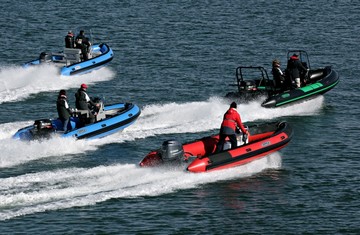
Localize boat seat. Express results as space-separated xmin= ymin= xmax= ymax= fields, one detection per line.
xmin=92 ymin=51 xmax=102 ymax=57
xmin=64 ymin=48 xmax=81 ymax=65
xmin=309 ymin=70 xmax=324 ymax=80
xmin=95 ymin=103 xmax=106 ymax=122
xmin=77 ymin=109 xmax=89 ymax=118
xmin=74 ymin=109 xmax=91 ymax=125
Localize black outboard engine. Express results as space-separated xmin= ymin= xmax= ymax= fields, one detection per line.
xmin=160 ymin=140 xmax=184 ymax=163
xmin=39 ymin=52 xmax=52 ymax=63
xmin=245 ymin=80 xmax=256 ymax=91
xmin=31 ymin=119 xmax=54 ymax=139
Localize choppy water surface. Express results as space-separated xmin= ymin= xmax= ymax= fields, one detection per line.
xmin=0 ymin=0 xmax=359 ymax=234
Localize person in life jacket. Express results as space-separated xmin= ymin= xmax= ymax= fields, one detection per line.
xmin=272 ymin=59 xmax=287 ymax=91
xmin=75 ymin=84 xmax=99 ymax=124
xmin=65 ymin=31 xmax=74 ymax=48
xmin=286 ymin=54 xmax=308 ymax=88
xmin=215 ymin=102 xmax=249 ymax=153
xmin=75 ymin=30 xmax=91 ymax=60
xmin=57 ymin=89 xmax=73 ymax=132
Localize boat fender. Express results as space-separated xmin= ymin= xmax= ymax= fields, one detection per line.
xmin=160 ymin=140 xmax=184 ymax=162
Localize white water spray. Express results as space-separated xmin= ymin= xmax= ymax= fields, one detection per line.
xmin=0 ymin=96 xmax=324 ymax=220
xmin=0 ymin=96 xmax=324 ymax=168
xmin=0 ymin=152 xmax=282 ymax=221
xmin=0 ymin=65 xmax=115 ymax=103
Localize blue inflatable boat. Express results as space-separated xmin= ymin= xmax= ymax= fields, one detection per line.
xmin=13 ymin=101 xmax=141 ymax=141
xmin=23 ymin=28 xmax=114 ymax=76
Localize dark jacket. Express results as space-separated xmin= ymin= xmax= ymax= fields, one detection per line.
xmin=287 ymin=57 xmax=307 ymax=80
xmin=57 ymin=95 xmax=71 ymax=120
xmin=75 ymin=35 xmax=90 ymax=50
xmin=272 ymin=66 xmax=285 ymax=88
xmin=75 ymin=88 xmax=96 ymax=110
xmin=65 ymin=34 xmax=74 ymax=48
xmin=75 ymin=34 xmax=91 ymax=60
xmin=75 ymin=34 xmax=85 ymax=49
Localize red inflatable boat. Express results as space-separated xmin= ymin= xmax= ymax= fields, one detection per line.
xmin=139 ymin=121 xmax=293 ymax=173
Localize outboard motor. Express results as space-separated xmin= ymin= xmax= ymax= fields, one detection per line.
xmin=245 ymin=80 xmax=256 ymax=91
xmin=39 ymin=52 xmax=52 ymax=63
xmin=160 ymin=140 xmax=184 ymax=163
xmin=34 ymin=119 xmax=52 ymax=129
xmin=31 ymin=119 xmax=54 ymax=139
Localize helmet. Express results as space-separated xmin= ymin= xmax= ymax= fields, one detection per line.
xmin=81 ymin=83 xmax=88 ymax=89
xmin=230 ymin=102 xmax=237 ymax=109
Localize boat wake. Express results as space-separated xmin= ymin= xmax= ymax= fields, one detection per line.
xmin=0 ymin=96 xmax=324 ymax=168
xmin=0 ymin=152 xmax=282 ymax=221
xmin=0 ymin=64 xmax=115 ymax=104
xmin=0 ymin=96 xmax=324 ymax=220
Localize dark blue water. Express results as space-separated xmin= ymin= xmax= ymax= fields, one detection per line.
xmin=1 ymin=0 xmax=359 ymax=234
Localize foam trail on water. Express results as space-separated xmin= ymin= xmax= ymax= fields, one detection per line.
xmin=0 ymin=152 xmax=282 ymax=221
xmin=0 ymin=121 xmax=99 ymax=168
xmin=0 ymin=96 xmax=321 ymax=220
xmin=0 ymin=64 xmax=115 ymax=103
xmin=99 ymin=95 xmax=324 ymax=143
xmin=0 ymin=96 xmax=324 ymax=168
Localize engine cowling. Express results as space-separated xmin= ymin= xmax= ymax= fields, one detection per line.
xmin=160 ymin=140 xmax=184 ymax=162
